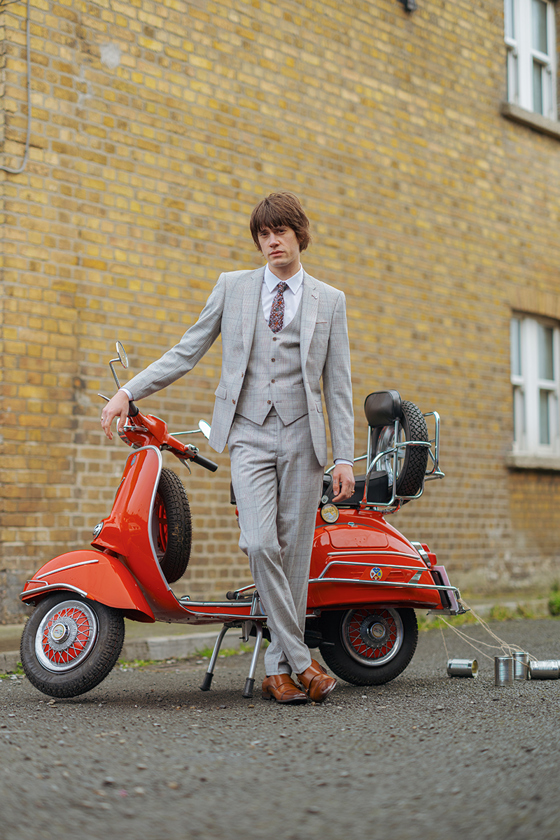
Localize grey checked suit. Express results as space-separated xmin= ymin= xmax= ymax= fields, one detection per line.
xmin=125 ymin=266 xmax=354 ymax=675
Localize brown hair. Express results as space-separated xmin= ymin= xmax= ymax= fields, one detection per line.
xmin=249 ymin=192 xmax=311 ymax=252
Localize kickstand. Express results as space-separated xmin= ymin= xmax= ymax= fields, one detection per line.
xmin=242 ymin=621 xmax=263 ymax=699
xmin=200 ymin=624 xmax=229 ymax=691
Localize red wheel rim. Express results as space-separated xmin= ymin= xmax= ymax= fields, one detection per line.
xmin=342 ymin=608 xmax=403 ymax=666
xmin=154 ymin=492 xmax=168 ymax=555
xmin=35 ymin=600 xmax=98 ymax=672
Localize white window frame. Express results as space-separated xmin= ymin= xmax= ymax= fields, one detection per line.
xmin=505 ymin=0 xmax=558 ymax=120
xmin=511 ymin=314 xmax=560 ymax=456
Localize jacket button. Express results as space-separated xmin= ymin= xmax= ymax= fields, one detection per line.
xmin=271 ymin=379 xmax=275 ymax=384
xmin=271 ymin=358 xmax=275 ymax=362
xmin=267 ymin=400 xmax=271 ymax=404
xmin=232 ymin=399 xmax=236 ymax=404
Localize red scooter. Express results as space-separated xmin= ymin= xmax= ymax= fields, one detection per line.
xmin=20 ymin=343 xmax=463 ymax=699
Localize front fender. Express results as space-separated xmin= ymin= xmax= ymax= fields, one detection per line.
xmin=20 ymin=550 xmax=155 ymax=622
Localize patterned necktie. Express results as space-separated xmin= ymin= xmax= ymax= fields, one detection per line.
xmin=268 ymin=281 xmax=289 ymax=334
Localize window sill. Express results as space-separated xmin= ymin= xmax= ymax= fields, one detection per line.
xmin=505 ymin=452 xmax=560 ymax=471
xmin=500 ymin=102 xmax=560 ymax=141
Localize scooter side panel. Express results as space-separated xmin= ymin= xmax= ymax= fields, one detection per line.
xmin=20 ymin=549 xmax=155 ymax=621
xmin=309 ymin=514 xmax=442 ymax=610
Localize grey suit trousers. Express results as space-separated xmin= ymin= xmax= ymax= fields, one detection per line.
xmin=228 ymin=410 xmax=324 ymax=676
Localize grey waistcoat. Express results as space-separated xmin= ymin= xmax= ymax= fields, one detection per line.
xmin=235 ymin=299 xmax=308 ymax=426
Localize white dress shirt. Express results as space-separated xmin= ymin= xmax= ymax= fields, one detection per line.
xmin=261 ymin=263 xmax=304 ymax=327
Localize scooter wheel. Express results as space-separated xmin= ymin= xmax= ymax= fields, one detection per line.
xmin=373 ymin=400 xmax=429 ymax=498
xmin=20 ymin=594 xmax=124 ymax=698
xmin=319 ymin=607 xmax=418 ymax=686
xmin=154 ymin=468 xmax=192 ymax=583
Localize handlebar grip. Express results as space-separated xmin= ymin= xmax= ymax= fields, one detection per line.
xmin=128 ymin=401 xmax=139 ymax=417
xmin=192 ymin=453 xmax=219 ymax=472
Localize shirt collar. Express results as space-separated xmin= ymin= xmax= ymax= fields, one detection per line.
xmin=264 ymin=263 xmax=304 ymax=294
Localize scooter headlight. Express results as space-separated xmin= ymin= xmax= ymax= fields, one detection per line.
xmin=320 ymin=503 xmax=340 ymax=524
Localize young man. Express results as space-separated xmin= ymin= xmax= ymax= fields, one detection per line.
xmin=101 ymin=193 xmax=354 ymax=704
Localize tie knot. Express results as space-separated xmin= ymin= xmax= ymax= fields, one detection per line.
xmin=276 ymin=281 xmax=288 ymax=293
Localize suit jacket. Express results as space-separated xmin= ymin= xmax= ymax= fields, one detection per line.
xmin=124 ymin=267 xmax=354 ymax=467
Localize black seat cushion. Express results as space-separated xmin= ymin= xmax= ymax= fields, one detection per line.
xmin=322 ymin=472 xmax=390 ymax=507
xmin=231 ymin=472 xmax=391 ymax=507
xmin=364 ymin=389 xmax=402 ymax=428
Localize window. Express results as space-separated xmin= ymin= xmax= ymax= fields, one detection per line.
xmin=505 ymin=0 xmax=557 ymax=120
xmin=511 ymin=315 xmax=560 ymax=455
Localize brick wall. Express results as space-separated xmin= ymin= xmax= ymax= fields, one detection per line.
xmin=1 ymin=0 xmax=560 ymax=622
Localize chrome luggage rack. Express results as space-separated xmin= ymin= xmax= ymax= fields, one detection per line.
xmin=349 ymin=409 xmax=444 ymax=511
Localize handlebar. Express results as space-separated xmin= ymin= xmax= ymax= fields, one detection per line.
xmin=128 ymin=400 xmax=139 ymax=417
xmin=191 ymin=452 xmax=219 ymax=472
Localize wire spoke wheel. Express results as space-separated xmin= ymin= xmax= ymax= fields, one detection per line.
xmin=342 ymin=607 xmax=403 ymax=666
xmin=35 ymin=600 xmax=98 ymax=672
xmin=319 ymin=607 xmax=418 ymax=686
xmin=21 ymin=593 xmax=124 ymax=698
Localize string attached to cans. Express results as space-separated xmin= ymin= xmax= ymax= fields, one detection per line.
xmin=439 ymin=598 xmax=558 ymax=683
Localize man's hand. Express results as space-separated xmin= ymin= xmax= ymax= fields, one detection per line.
xmin=331 ymin=463 xmax=355 ymax=503
xmin=100 ymin=390 xmax=130 ymax=440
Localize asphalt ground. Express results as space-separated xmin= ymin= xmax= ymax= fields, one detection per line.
xmin=1 ymin=617 xmax=559 ymax=840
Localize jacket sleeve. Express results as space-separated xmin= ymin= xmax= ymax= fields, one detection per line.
xmin=124 ymin=273 xmax=227 ymax=402
xmin=322 ymin=291 xmax=355 ymax=463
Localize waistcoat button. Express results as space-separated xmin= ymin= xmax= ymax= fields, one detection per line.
xmin=271 ymin=358 xmax=275 ymax=362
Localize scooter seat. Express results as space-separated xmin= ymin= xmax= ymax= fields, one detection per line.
xmin=322 ymin=472 xmax=390 ymax=507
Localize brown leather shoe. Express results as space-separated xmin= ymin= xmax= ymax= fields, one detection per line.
xmin=296 ymin=659 xmax=336 ymax=703
xmin=262 ymin=674 xmax=308 ymax=704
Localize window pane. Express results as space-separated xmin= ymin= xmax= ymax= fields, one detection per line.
xmin=510 ymin=318 xmax=522 ymax=376
xmin=513 ymin=386 xmax=525 ymax=445
xmin=505 ymin=0 xmax=515 ymax=39
xmin=507 ymin=51 xmax=519 ymax=102
xmin=533 ymin=61 xmax=544 ymax=113
xmin=532 ymin=0 xmax=548 ymax=54
xmin=539 ymin=389 xmax=550 ymax=444
xmin=538 ymin=324 xmax=554 ymax=380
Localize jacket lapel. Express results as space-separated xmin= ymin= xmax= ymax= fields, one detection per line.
xmin=241 ymin=267 xmax=265 ymax=359
xmin=300 ymin=272 xmax=319 ymax=370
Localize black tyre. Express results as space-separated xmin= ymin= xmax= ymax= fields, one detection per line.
xmin=374 ymin=400 xmax=429 ymax=497
xmin=319 ymin=607 xmax=418 ymax=686
xmin=20 ymin=594 xmax=125 ymax=698
xmin=153 ymin=468 xmax=192 ymax=583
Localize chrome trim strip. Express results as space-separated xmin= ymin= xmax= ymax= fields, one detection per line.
xmin=36 ymin=558 xmax=99 ymax=579
xmin=21 ymin=582 xmax=88 ymax=599
xmin=24 ymin=579 xmax=48 ymax=588
xmin=308 ymin=576 xmax=460 ymax=594
xmin=130 ymin=445 xmax=169 ymax=592
xmin=319 ymin=559 xmax=430 ymax=579
xmin=326 ymin=550 xmax=419 ymax=562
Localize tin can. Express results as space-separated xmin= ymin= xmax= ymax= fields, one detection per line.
xmin=447 ymin=658 xmax=478 ymax=678
xmin=528 ymin=660 xmax=560 ymax=680
xmin=512 ymin=651 xmax=530 ymax=681
xmin=494 ymin=655 xmax=514 ymax=686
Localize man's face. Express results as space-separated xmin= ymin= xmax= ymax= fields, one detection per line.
xmin=257 ymin=225 xmax=301 ymax=273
